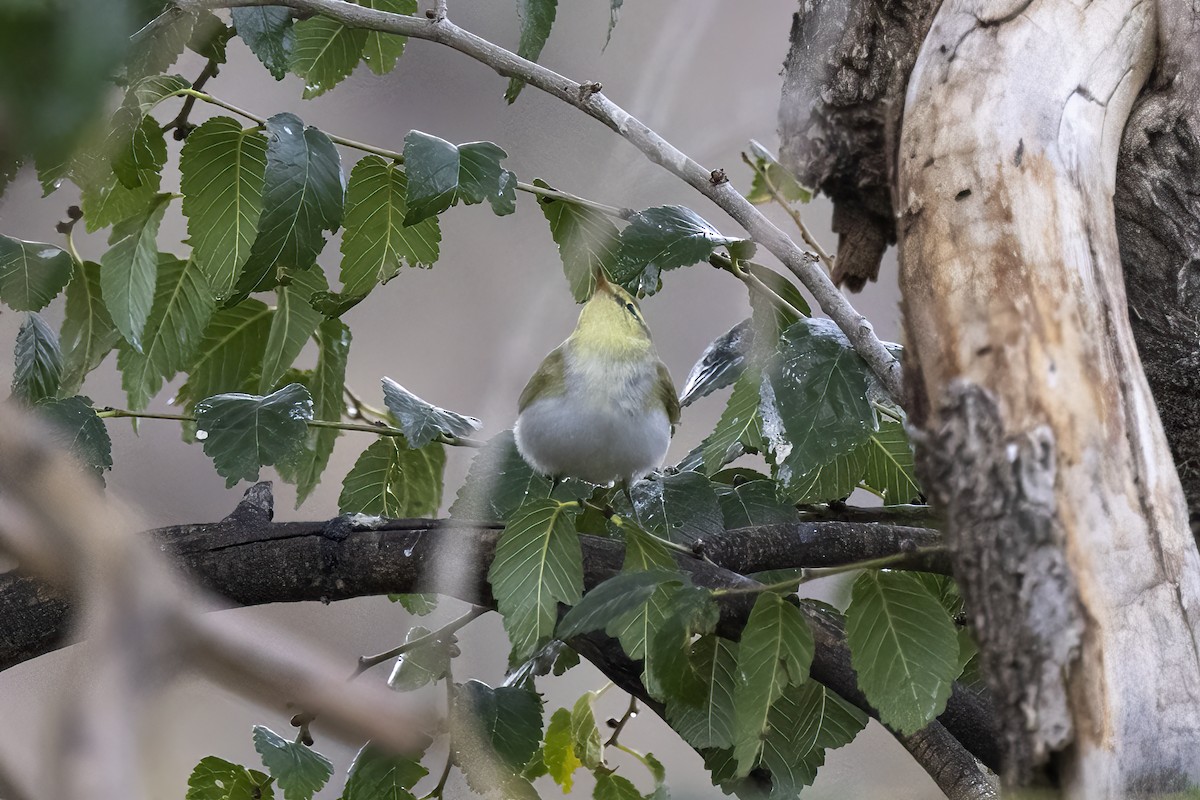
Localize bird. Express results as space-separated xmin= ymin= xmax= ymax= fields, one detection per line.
xmin=514 ymin=270 xmax=680 ymax=491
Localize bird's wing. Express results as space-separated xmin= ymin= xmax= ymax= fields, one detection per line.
xmin=518 ymin=345 xmax=567 ymax=412
xmin=656 ymin=361 xmax=681 ymax=426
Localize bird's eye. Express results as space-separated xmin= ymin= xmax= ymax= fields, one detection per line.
xmin=625 ymin=302 xmax=638 ymax=315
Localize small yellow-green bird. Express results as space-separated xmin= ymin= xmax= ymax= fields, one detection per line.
xmin=515 ymin=271 xmax=680 ymax=489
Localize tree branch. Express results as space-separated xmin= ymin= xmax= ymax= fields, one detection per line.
xmin=183 ymin=0 xmax=903 ymax=399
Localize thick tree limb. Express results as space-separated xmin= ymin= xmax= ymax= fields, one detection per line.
xmin=0 ymin=483 xmax=998 ymax=792
xmin=180 ymin=0 xmax=903 ymax=399
xmin=898 ymin=0 xmax=1200 ymax=794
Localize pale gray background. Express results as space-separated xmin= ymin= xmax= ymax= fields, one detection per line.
xmin=0 ymin=1 xmax=935 ymax=796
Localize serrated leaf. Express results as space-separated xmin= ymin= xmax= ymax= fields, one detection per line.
xmin=126 ymin=73 xmax=191 ymax=116
xmin=236 ymin=113 xmax=343 ymax=297
xmin=532 ymin=178 xmax=619 ymax=302
xmin=759 ymin=681 xmax=867 ymax=798
xmin=449 ymin=430 xmax=553 ymax=522
xmin=594 ymin=771 xmax=642 ymax=800
xmin=615 ymin=206 xmax=741 ymax=297
xmin=381 ymin=377 xmax=481 ymax=449
xmin=233 ymin=6 xmax=295 ymax=80
xmin=181 ymin=116 xmax=269 ymax=300
xmin=34 ymin=395 xmax=112 ymax=481
xmin=745 ymin=142 xmax=812 ymax=206
xmin=252 ymin=725 xmax=332 ymax=800
xmin=504 ymin=0 xmax=558 ymax=102
xmin=0 ymin=235 xmax=73 ymax=312
xmin=451 ymin=680 xmax=543 ymax=797
xmin=715 ymin=480 xmax=799 ymax=529
xmin=188 ymin=11 xmax=233 ymax=63
xmin=860 ymin=418 xmax=923 ymax=505
xmin=760 ymin=318 xmax=875 ymax=489
xmin=558 ymin=569 xmax=680 ymax=640
xmin=788 ymin=445 xmax=868 ymax=505
xmin=745 ymin=261 xmax=810 ymax=331
xmin=402 ymin=132 xmax=516 ymax=224
xmin=679 ymin=319 xmax=753 ymax=407
xmin=387 ymin=624 xmax=453 ymax=691
xmin=628 ymin=470 xmax=724 ymax=545
xmin=732 ymin=592 xmax=815 ymax=775
xmin=643 ymin=584 xmax=719 ymax=703
xmin=114 ymin=114 xmax=167 ymax=190
xmin=338 ymin=437 xmax=445 ymax=517
xmin=124 ymin=6 xmax=195 ymax=83
xmin=277 ymin=318 xmax=350 ymax=505
xmin=845 ymin=570 xmax=959 ymax=734
xmin=79 ymin=162 xmax=160 ymax=234
xmin=390 ymin=592 xmax=437 ymax=615
xmin=100 ymin=192 xmax=171 ymax=352
xmin=696 ymin=370 xmax=763 ymax=474
xmin=12 ymin=312 xmax=61 ymax=404
xmin=621 ymin=519 xmax=674 ymax=571
xmin=186 ymin=756 xmax=273 ymax=800
xmin=118 ymin=254 xmax=214 ymax=410
xmin=542 ymin=707 xmax=582 ymax=791
xmin=359 ymin=0 xmax=416 ymax=75
xmin=194 ymin=383 xmax=314 ymax=487
xmin=340 ymin=155 xmax=440 ymax=297
xmin=342 ymin=743 xmax=427 ymax=800
xmin=260 ymin=267 xmax=327 ymax=392
xmin=290 ymin=15 xmax=366 ymax=98
xmin=668 ymin=634 xmax=738 ymax=750
xmin=176 ymin=300 xmax=274 ymax=414
xmin=570 ymin=691 xmax=603 ymax=769
xmin=488 ymin=498 xmax=583 ymax=661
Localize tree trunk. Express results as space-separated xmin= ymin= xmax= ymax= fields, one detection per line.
xmin=897 ymin=0 xmax=1200 ymax=795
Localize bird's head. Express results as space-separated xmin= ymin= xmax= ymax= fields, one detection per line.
xmin=570 ymin=269 xmax=654 ymax=358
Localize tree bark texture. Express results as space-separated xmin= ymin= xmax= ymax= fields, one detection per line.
xmin=897 ymin=0 xmax=1200 ymax=795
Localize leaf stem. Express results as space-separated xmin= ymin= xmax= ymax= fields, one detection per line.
xmin=595 ymin=505 xmax=697 ymax=559
xmin=711 ymin=547 xmax=947 ymax=596
xmin=710 ymin=252 xmax=807 ymax=321
xmin=351 ymin=605 xmax=488 ymax=679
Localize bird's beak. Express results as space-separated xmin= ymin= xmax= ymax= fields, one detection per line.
xmin=593 ymin=266 xmax=611 ymax=293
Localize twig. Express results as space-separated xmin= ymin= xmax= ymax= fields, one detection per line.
xmin=740 ymin=151 xmax=834 ymax=271
xmin=710 ymin=547 xmax=946 ymax=596
xmin=163 ymin=58 xmax=221 ymax=139
xmin=351 ymin=606 xmax=488 ymax=678
xmin=184 ymin=0 xmax=903 ymax=398
xmin=708 ymin=252 xmax=807 ymax=321
xmin=605 ymin=695 xmax=638 ymax=747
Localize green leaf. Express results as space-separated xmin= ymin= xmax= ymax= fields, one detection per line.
xmin=277 ymin=318 xmax=350 ymax=505
xmin=667 ymin=634 xmax=738 ymax=750
xmin=100 ymin=193 xmax=171 ymax=352
xmin=558 ymin=569 xmax=680 ymax=640
xmin=615 ymin=206 xmax=739 ymax=296
xmin=338 ymin=437 xmax=445 ymax=517
xmin=118 ymin=255 xmax=215 ymax=411
xmin=125 ymin=73 xmax=192 ymax=116
xmin=114 ymin=115 xmax=168 ymax=190
xmin=745 ymin=141 xmax=813 ymax=206
xmin=533 ymin=178 xmax=621 ymax=304
xmin=621 ymin=519 xmax=674 ymax=571
xmin=679 ymin=319 xmax=752 ymax=407
xmin=759 ymin=681 xmax=867 ymax=797
xmin=59 ymin=260 xmax=120 ymax=396
xmin=788 ymin=446 xmax=868 ymax=505
xmin=237 ymin=113 xmax=344 ymax=297
xmin=715 ymin=480 xmax=799 ymax=529
xmin=760 ymin=318 xmax=875 ymax=489
xmin=12 ymin=313 xmax=62 ymax=404
xmin=124 ymin=6 xmax=196 ymax=83
xmin=180 ymin=116 xmax=269 ymax=300
xmin=732 ymin=592 xmax=814 ymax=775
xmin=380 ymin=377 xmax=481 ymax=449
xmin=186 ymin=756 xmax=273 ymax=800
xmin=643 ymin=584 xmax=719 ymax=703
xmin=594 ymin=772 xmax=642 ymax=800
xmin=542 ymin=707 xmax=582 ymax=791
xmin=176 ymin=300 xmax=274 ymax=413
xmin=390 ymin=592 xmax=437 ymax=615
xmin=449 ymin=430 xmax=553 ymax=522
xmin=342 ymin=743 xmax=427 ymax=800
xmin=340 ymin=155 xmax=440 ymax=297
xmin=488 ymin=498 xmax=583 ymax=661
xmin=0 ymin=235 xmax=73 ymax=312
xmin=569 ymin=690 xmax=603 ymax=769
xmin=845 ymin=570 xmax=959 ymax=734
xmin=359 ymin=0 xmax=417 ymax=75
xmin=402 ymin=132 xmax=516 ymax=224
xmin=252 ymin=725 xmax=333 ymax=800
xmin=504 ymin=0 xmax=558 ymax=103
xmin=387 ymin=624 xmax=453 ymax=691
xmin=628 ymin=470 xmax=724 ymax=545
xmin=289 ymin=15 xmax=366 ymax=98
xmin=260 ymin=267 xmax=327 ymax=393
xmin=78 ymin=158 xmax=160 ymax=234
xmin=451 ymin=680 xmax=544 ymax=793
xmin=34 ymin=395 xmax=113 ymax=481
xmin=697 ymin=370 xmax=763 ymax=474
xmin=860 ymin=418 xmax=923 ymax=505
xmin=188 ymin=11 xmax=233 ymax=63
xmin=194 ymin=383 xmax=314 ymax=488
xmin=745 ymin=261 xmax=810 ymax=329
xmin=232 ymin=7 xmax=295 ymax=80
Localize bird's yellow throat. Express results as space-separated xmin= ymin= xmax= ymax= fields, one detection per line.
xmin=568 ymin=278 xmax=655 ymax=361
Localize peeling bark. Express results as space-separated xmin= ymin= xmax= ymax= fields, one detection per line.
xmin=897 ymin=0 xmax=1200 ymax=795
